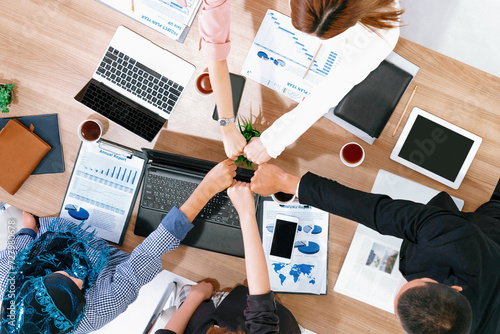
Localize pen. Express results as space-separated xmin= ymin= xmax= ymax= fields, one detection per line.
xmin=131 ymin=0 xmax=134 ymax=12
xmin=303 ymin=44 xmax=322 ymax=79
xmin=392 ymin=85 xmax=418 ymax=137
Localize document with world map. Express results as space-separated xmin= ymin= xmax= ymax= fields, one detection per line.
xmin=262 ymin=200 xmax=329 ymax=295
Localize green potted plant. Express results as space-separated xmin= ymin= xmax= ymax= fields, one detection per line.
xmin=235 ymin=117 xmax=261 ymax=168
xmin=0 ymin=83 xmax=15 ymax=113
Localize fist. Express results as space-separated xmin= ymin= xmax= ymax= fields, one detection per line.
xmin=202 ymin=159 xmax=237 ymax=196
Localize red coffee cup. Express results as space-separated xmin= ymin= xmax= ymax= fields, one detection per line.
xmin=78 ymin=119 xmax=103 ymax=143
xmin=194 ymin=72 xmax=213 ymax=96
xmin=340 ymin=142 xmax=365 ymax=167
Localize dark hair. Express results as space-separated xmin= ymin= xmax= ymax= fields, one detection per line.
xmin=206 ymin=326 xmax=244 ymax=334
xmin=396 ymin=282 xmax=473 ymax=334
xmin=290 ymin=0 xmax=404 ymax=39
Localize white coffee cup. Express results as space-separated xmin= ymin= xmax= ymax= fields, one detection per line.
xmin=271 ymin=192 xmax=296 ymax=205
xmin=78 ymin=119 xmax=103 ymax=143
xmin=340 ymin=142 xmax=365 ymax=167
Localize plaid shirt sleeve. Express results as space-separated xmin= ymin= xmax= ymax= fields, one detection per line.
xmin=0 ymin=228 xmax=37 ymax=296
xmin=75 ymin=207 xmax=193 ymax=333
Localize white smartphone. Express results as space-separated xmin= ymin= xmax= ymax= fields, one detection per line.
xmin=268 ymin=214 xmax=299 ymax=263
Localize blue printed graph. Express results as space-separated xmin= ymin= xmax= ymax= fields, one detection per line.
xmin=68 ymin=177 xmax=131 ymax=215
xmin=254 ymin=11 xmax=338 ymax=78
xmin=297 ymin=241 xmax=320 ymax=255
xmin=81 ymin=164 xmax=138 ymax=186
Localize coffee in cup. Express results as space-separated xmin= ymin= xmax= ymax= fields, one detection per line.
xmin=194 ymin=72 xmax=213 ymax=96
xmin=78 ymin=119 xmax=103 ymax=143
xmin=272 ymin=191 xmax=295 ymax=205
xmin=340 ymin=142 xmax=365 ymax=167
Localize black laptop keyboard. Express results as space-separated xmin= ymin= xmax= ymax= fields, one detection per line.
xmin=142 ymin=174 xmax=244 ymax=228
xmin=96 ymin=47 xmax=184 ymax=114
xmin=79 ymin=80 xmax=165 ymax=141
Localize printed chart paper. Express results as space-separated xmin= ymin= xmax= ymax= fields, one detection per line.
xmin=262 ymin=200 xmax=329 ymax=295
xmin=96 ymin=0 xmax=202 ymax=42
xmin=241 ymin=10 xmax=342 ymax=102
xmin=60 ymin=142 xmax=145 ymax=244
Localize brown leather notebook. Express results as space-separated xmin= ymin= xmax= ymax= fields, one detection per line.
xmin=0 ymin=118 xmax=51 ymax=195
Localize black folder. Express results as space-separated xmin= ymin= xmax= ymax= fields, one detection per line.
xmin=332 ymin=60 xmax=414 ymax=138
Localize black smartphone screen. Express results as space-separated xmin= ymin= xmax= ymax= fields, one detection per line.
xmin=212 ymin=73 xmax=246 ymax=120
xmin=270 ymin=218 xmax=298 ymax=260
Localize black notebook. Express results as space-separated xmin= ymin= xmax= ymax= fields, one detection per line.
xmin=0 ymin=114 xmax=64 ymax=174
xmin=332 ymin=59 xmax=414 ymax=138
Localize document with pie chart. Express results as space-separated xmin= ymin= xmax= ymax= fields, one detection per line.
xmin=261 ymin=199 xmax=329 ymax=295
xmin=60 ymin=140 xmax=146 ymax=245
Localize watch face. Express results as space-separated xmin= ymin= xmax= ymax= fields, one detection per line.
xmin=219 ymin=118 xmax=233 ymax=126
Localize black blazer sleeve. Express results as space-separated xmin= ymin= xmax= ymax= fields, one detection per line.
xmin=298 ymin=172 xmax=471 ymax=245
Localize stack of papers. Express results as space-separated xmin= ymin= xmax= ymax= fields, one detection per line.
xmin=96 ymin=0 xmax=202 ymax=43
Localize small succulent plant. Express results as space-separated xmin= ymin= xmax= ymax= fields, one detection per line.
xmin=235 ymin=117 xmax=260 ymax=168
xmin=0 ymin=83 xmax=15 ymax=113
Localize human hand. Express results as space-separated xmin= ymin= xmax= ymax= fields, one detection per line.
xmin=251 ymin=164 xmax=300 ymax=197
xmin=188 ymin=281 xmax=215 ymax=302
xmin=200 ymin=159 xmax=237 ymax=197
xmin=227 ymin=181 xmax=256 ymax=219
xmin=243 ymin=137 xmax=272 ymax=165
xmin=221 ymin=123 xmax=247 ymax=160
xmin=22 ymin=211 xmax=38 ymax=233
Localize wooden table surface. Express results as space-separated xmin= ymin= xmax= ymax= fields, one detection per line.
xmin=1 ymin=1 xmax=500 ymax=333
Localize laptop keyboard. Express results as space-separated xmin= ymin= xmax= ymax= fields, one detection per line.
xmin=96 ymin=47 xmax=184 ymax=115
xmin=79 ymin=80 xmax=165 ymax=141
xmin=142 ymin=174 xmax=243 ymax=228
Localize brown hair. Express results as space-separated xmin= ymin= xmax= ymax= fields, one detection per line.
xmin=206 ymin=326 xmax=245 ymax=334
xmin=290 ymin=0 xmax=404 ymax=39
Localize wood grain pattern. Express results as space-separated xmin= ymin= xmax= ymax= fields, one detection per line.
xmin=1 ymin=1 xmax=499 ymax=333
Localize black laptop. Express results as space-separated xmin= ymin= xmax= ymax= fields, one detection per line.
xmin=134 ymin=149 xmax=260 ymax=257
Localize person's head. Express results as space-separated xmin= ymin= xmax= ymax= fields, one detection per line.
xmin=394 ymin=278 xmax=473 ymax=334
xmin=289 ymin=0 xmax=403 ymax=39
xmin=42 ymin=272 xmax=87 ymax=322
xmin=1 ymin=222 xmax=109 ymax=333
xmin=1 ymin=272 xmax=87 ymax=333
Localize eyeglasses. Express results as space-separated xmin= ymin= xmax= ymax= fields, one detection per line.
xmin=257 ymin=51 xmax=286 ymax=67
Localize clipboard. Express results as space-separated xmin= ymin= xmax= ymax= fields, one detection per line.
xmin=59 ymin=139 xmax=147 ymax=245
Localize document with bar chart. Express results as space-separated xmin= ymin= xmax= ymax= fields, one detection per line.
xmin=60 ymin=140 xmax=146 ymax=244
xmin=241 ymin=10 xmax=342 ymax=102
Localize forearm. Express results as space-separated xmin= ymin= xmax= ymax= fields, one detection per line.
xmin=240 ymin=213 xmax=271 ymax=295
xmin=261 ymin=24 xmax=399 ymax=159
xmin=164 ymin=295 xmax=204 ymax=334
xmin=180 ymin=183 xmax=216 ymax=222
xmin=260 ymin=100 xmax=326 ymax=158
xmin=79 ymin=219 xmax=187 ymax=331
xmin=298 ymin=172 xmax=445 ymax=241
xmin=208 ymin=59 xmax=233 ymax=119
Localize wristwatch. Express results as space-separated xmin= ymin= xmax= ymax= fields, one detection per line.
xmin=218 ymin=117 xmax=235 ymax=126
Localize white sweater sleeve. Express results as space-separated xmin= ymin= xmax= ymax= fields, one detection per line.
xmin=260 ymin=23 xmax=400 ymax=158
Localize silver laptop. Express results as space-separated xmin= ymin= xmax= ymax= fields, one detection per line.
xmin=75 ymin=26 xmax=195 ymax=141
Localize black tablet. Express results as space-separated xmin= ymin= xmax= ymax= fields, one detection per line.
xmin=390 ymin=108 xmax=482 ymax=189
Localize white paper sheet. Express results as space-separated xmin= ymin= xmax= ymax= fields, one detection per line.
xmin=241 ymin=10 xmax=342 ymax=102
xmin=96 ymin=0 xmax=202 ymax=42
xmin=262 ymin=200 xmax=329 ymax=295
xmin=60 ymin=142 xmax=145 ymax=244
